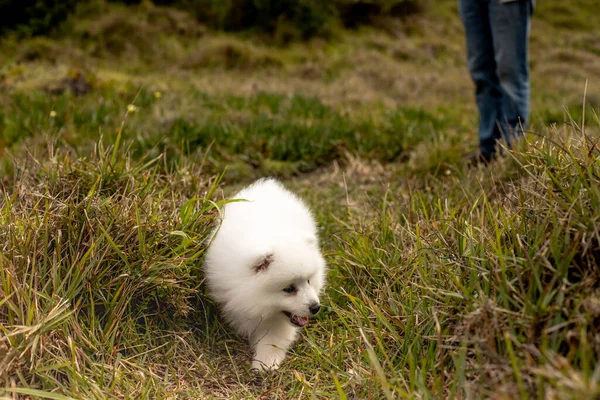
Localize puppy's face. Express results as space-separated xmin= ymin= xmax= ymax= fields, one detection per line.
xmin=251 ymin=237 xmax=326 ymax=327
xmin=278 ymin=273 xmax=323 ymax=327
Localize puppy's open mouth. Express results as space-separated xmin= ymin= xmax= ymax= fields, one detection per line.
xmin=283 ymin=311 xmax=309 ymax=327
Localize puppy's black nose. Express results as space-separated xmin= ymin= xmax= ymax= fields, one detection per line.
xmin=309 ymin=303 xmax=321 ymax=315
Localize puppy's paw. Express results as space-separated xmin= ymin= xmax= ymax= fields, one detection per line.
xmin=251 ymin=358 xmax=280 ymax=372
xmin=252 ymin=346 xmax=285 ymax=371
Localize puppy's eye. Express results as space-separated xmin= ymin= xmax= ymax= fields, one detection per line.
xmin=307 ymin=279 xmax=310 ymax=284
xmin=283 ymin=284 xmax=297 ymax=293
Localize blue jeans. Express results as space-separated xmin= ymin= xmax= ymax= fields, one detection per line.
xmin=459 ymin=0 xmax=532 ymax=157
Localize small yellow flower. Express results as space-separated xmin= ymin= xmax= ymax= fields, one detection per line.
xmin=153 ymin=91 xmax=162 ymax=99
xmin=49 ymin=110 xmax=57 ymax=118
xmin=127 ymin=104 xmax=138 ymax=113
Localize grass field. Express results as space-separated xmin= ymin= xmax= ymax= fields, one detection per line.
xmin=1 ymin=0 xmax=600 ymax=398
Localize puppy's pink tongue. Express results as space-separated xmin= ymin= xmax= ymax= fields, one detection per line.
xmin=294 ymin=315 xmax=309 ymax=327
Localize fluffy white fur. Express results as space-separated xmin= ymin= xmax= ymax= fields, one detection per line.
xmin=204 ymin=178 xmax=327 ymax=371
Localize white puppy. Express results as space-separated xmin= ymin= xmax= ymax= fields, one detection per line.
xmin=204 ymin=178 xmax=327 ymax=371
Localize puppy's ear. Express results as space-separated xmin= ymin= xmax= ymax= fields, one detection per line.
xmin=253 ymin=253 xmax=274 ymax=273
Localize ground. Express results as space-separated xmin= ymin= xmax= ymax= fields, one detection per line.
xmin=1 ymin=0 xmax=600 ymax=398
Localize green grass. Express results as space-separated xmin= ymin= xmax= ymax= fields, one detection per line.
xmin=1 ymin=0 xmax=600 ymax=398
xmin=3 ymin=120 xmax=600 ymax=399
xmin=0 ymin=86 xmax=449 ymax=180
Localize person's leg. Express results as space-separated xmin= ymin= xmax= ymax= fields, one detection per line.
xmin=459 ymin=0 xmax=503 ymax=159
xmin=488 ymin=0 xmax=532 ymax=147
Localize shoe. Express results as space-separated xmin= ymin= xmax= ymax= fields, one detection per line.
xmin=463 ymin=150 xmax=495 ymax=167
